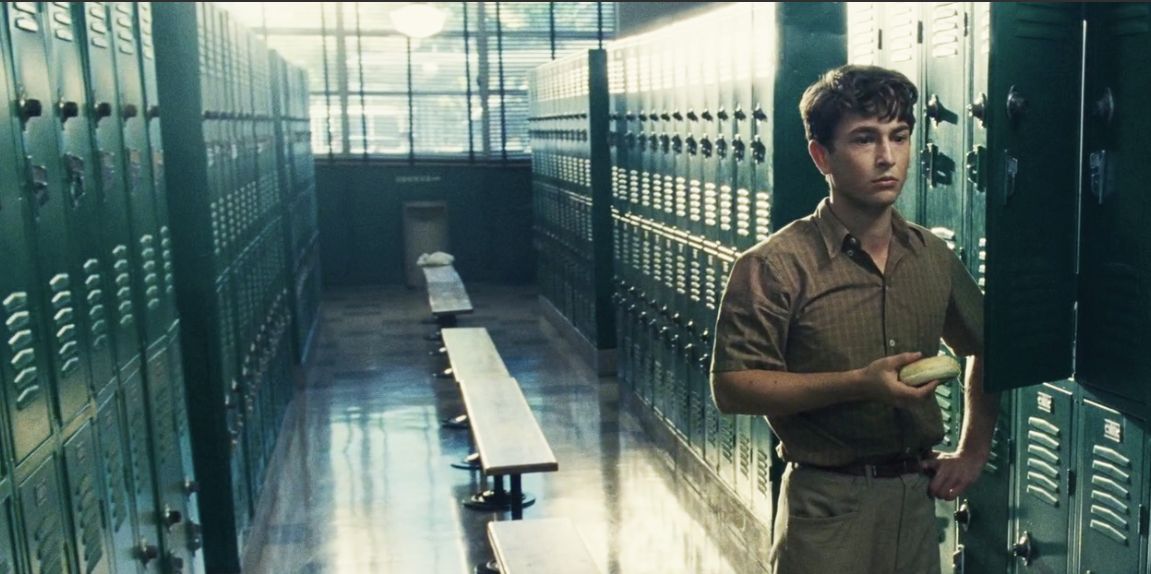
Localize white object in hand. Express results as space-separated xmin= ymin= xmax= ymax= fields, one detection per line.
xmin=898 ymin=355 xmax=961 ymax=387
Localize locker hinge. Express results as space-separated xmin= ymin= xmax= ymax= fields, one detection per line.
xmin=1139 ymin=505 xmax=1148 ymax=537
xmin=963 ymin=11 xmax=969 ymax=37
xmin=1067 ymin=469 xmax=1077 ymax=498
xmin=917 ymin=20 xmax=924 ymax=44
xmin=877 ymin=28 xmax=883 ymax=51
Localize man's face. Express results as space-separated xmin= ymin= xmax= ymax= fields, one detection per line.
xmin=809 ymin=113 xmax=912 ymax=211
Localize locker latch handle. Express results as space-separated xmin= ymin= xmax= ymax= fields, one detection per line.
xmin=1006 ymin=85 xmax=1027 ymax=123
xmin=921 ymin=143 xmax=938 ymax=188
xmin=953 ymin=500 xmax=971 ymax=532
xmin=1010 ymin=531 xmax=1034 ymax=566
xmin=925 ymin=94 xmax=943 ymax=125
xmin=122 ymin=103 xmax=139 ymax=119
xmin=751 ymin=137 xmax=766 ymax=164
xmin=94 ymin=102 xmax=113 ymax=120
xmin=1093 ymin=87 xmax=1114 ymax=127
xmin=968 ymin=92 xmax=988 ymax=127
xmin=19 ymin=97 xmax=42 ymax=122
xmin=59 ymin=100 xmax=79 ymax=122
xmin=28 ymin=164 xmax=49 ymax=206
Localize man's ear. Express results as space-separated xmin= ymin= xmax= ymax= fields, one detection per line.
xmin=808 ymin=139 xmax=831 ymax=175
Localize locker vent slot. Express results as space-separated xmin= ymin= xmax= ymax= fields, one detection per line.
xmin=703 ymin=183 xmax=718 ymax=228
xmin=98 ymin=407 xmax=128 ymax=531
xmin=890 ymin=4 xmax=920 ymax=63
xmin=1025 ymin=416 xmax=1062 ymax=507
xmin=930 ymin=3 xmax=963 ymax=59
xmin=674 ymin=178 xmax=687 ymax=220
xmin=1089 ymin=442 xmax=1133 ymax=543
xmin=5 ymin=292 xmax=41 ymax=408
xmin=754 ymin=191 xmax=771 ymax=241
xmin=663 ymin=175 xmax=675 ymax=217
xmin=735 ymin=188 xmax=751 ymax=238
xmin=718 ymin=185 xmax=734 ymax=232
xmin=739 ymin=423 xmax=753 ymax=477
xmin=847 ymin=3 xmax=879 ymax=65
xmin=688 ymin=181 xmax=703 ymax=224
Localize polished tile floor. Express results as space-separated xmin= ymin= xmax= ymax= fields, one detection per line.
xmin=244 ymin=284 xmax=761 ymax=573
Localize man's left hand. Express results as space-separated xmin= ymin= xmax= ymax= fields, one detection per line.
xmin=921 ymin=449 xmax=988 ymax=501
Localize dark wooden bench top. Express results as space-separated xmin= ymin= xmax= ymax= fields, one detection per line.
xmin=488 ymin=518 xmax=600 ymax=574
xmin=424 ymin=265 xmax=473 ymax=316
xmin=461 ymin=375 xmax=557 ymax=476
xmin=441 ymin=328 xmax=510 ymax=382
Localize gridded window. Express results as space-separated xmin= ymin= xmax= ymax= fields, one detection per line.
xmin=223 ymin=2 xmax=616 ymax=162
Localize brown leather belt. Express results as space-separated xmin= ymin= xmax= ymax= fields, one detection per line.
xmin=797 ymin=457 xmax=926 ymax=479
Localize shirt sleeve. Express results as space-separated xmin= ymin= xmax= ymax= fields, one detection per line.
xmin=942 ymin=252 xmax=984 ymax=357
xmin=710 ymin=252 xmax=793 ymax=373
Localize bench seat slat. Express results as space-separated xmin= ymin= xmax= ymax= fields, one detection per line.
xmin=461 ymin=375 xmax=558 ymax=475
xmin=424 ymin=265 xmax=473 ymax=315
xmin=489 ymin=518 xmax=600 ymax=574
xmin=441 ymin=328 xmax=510 ymax=381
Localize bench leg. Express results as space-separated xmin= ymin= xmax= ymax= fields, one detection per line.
xmin=463 ymin=475 xmax=536 ymax=513
xmin=510 ymin=475 xmax=524 ymax=520
xmin=441 ymin=413 xmax=469 ymax=429
xmin=451 ymin=452 xmax=481 ymax=471
xmin=475 ymin=560 xmax=502 ymax=574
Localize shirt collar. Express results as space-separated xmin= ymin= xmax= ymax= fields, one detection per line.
xmin=813 ymin=197 xmax=925 ymax=259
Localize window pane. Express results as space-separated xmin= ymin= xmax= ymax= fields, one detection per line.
xmin=344 ymin=2 xmax=470 ymax=34
xmin=554 ymin=2 xmax=615 ymax=34
xmin=355 ymin=96 xmax=411 ymax=156
xmin=311 ymin=97 xmax=342 ymax=155
xmin=410 ymin=36 xmax=474 ymax=94
xmin=487 ymin=2 xmax=551 ymax=33
xmin=412 ymin=95 xmax=471 ymax=156
xmin=495 ymin=35 xmax=552 ymax=92
xmin=267 ymin=35 xmax=339 ymax=93
xmin=348 ymin=37 xmax=409 ymax=93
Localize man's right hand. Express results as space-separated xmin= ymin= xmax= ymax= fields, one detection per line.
xmin=857 ymin=352 xmax=942 ymax=408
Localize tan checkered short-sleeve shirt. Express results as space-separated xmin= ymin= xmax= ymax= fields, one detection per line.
xmin=711 ymin=198 xmax=984 ymax=466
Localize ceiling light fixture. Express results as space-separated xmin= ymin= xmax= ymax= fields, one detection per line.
xmin=391 ymin=3 xmax=448 ymax=39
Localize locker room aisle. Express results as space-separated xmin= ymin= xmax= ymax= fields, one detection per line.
xmin=241 ymin=284 xmax=760 ymax=574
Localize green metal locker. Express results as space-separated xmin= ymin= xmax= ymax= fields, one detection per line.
xmin=4 ymin=1 xmax=93 ymax=430
xmin=955 ymin=396 xmax=1014 ymax=574
xmin=0 ymin=488 xmax=18 ymax=574
xmin=982 ymin=3 xmax=1082 ymax=392
xmin=144 ymin=341 xmax=195 ymax=574
xmin=0 ymin=8 xmax=55 ymax=466
xmin=44 ymin=1 xmax=117 ymax=414
xmin=17 ymin=454 xmax=71 ymax=574
xmin=120 ymin=369 xmax=162 ymax=574
xmin=135 ymin=2 xmax=178 ymax=332
xmin=1078 ymin=2 xmax=1151 ymax=413
xmin=109 ymin=1 xmax=165 ymax=349
xmin=62 ymin=423 xmax=113 ymax=574
xmin=1075 ymin=395 xmax=1147 ymax=574
xmin=95 ymin=389 xmax=142 ymax=574
xmin=166 ymin=325 xmax=204 ymax=571
xmin=77 ymin=1 xmax=141 ymax=380
xmin=1011 ymin=381 xmax=1075 ymax=573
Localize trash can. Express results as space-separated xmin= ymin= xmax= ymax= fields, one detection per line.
xmin=402 ymin=201 xmax=449 ymax=288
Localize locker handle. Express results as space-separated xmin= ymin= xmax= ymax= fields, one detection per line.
xmin=716 ymin=108 xmax=729 ymax=121
xmin=1010 ymin=531 xmax=1034 ymax=566
xmin=686 ymin=109 xmax=698 ymax=121
xmin=163 ymin=508 xmax=183 ymax=528
xmin=672 ymin=110 xmax=684 ymax=121
xmin=138 ymin=541 xmax=160 ymax=565
xmin=19 ymin=97 xmax=42 ymax=121
xmin=28 ymin=164 xmax=49 ymax=206
xmin=148 ymin=105 xmax=160 ymax=120
xmin=925 ymin=94 xmax=942 ymax=124
xmin=1093 ymin=87 xmax=1114 ymax=127
xmin=920 ymin=143 xmax=938 ymax=188
xmin=953 ymin=501 xmax=971 ymax=531
xmin=751 ymin=137 xmax=766 ymax=164
xmin=701 ymin=109 xmax=713 ymax=122
xmin=967 ymin=92 xmax=988 ymax=126
xmin=1005 ymin=85 xmax=1027 ymax=123
xmin=752 ymin=105 xmax=767 ymax=122
xmin=59 ymin=100 xmax=80 ymax=122
xmin=122 ymin=104 xmax=138 ymax=119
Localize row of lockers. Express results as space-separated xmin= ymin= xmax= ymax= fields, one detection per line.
xmin=152 ymin=2 xmax=319 ymax=572
xmin=530 ymin=2 xmax=1151 ymax=573
xmin=0 ymin=3 xmax=204 ymax=574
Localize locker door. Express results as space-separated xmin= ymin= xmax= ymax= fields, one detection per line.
xmin=96 ymin=390 xmax=142 ymax=574
xmin=1075 ymin=397 xmax=1146 ymax=574
xmin=109 ymin=1 xmax=163 ymax=349
xmin=0 ymin=490 xmax=19 ymax=574
xmin=984 ymin=3 xmax=1081 ymax=391
xmin=121 ymin=369 xmax=162 ymax=574
xmin=18 ymin=455 xmax=71 ymax=574
xmin=135 ymin=3 xmax=177 ymax=332
xmin=166 ymin=325 xmax=203 ymax=570
xmin=78 ymin=1 xmax=140 ymax=379
xmin=749 ymin=4 xmax=776 ymax=246
xmin=955 ymin=395 xmax=1014 ymax=574
xmin=63 ymin=423 xmax=113 ymax=574
xmin=0 ymin=7 xmax=55 ymax=465
xmin=1011 ymin=381 xmax=1074 ymax=574
xmin=47 ymin=2 xmax=117 ymax=417
xmin=145 ymin=342 xmax=194 ymax=573
xmin=5 ymin=1 xmax=92 ymax=430
xmin=920 ymin=2 xmax=968 ymax=252
xmin=879 ymin=2 xmax=925 ymax=224
xmin=1078 ymin=3 xmax=1151 ymax=409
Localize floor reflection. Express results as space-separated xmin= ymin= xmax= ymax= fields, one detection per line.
xmin=244 ymin=285 xmax=757 ymax=573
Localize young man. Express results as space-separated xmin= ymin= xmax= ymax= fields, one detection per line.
xmin=709 ymin=65 xmax=998 ymax=573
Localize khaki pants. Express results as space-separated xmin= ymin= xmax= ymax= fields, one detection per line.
xmin=770 ymin=463 xmax=940 ymax=574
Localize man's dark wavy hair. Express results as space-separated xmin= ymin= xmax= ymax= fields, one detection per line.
xmin=800 ymin=65 xmax=918 ymax=149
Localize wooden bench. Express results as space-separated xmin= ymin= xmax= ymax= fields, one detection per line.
xmin=437 ymin=328 xmax=511 ymax=437
xmin=460 ymin=374 xmax=557 ymax=519
xmin=423 ymin=264 xmax=473 ymax=340
xmin=488 ymin=518 xmax=601 ymax=574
